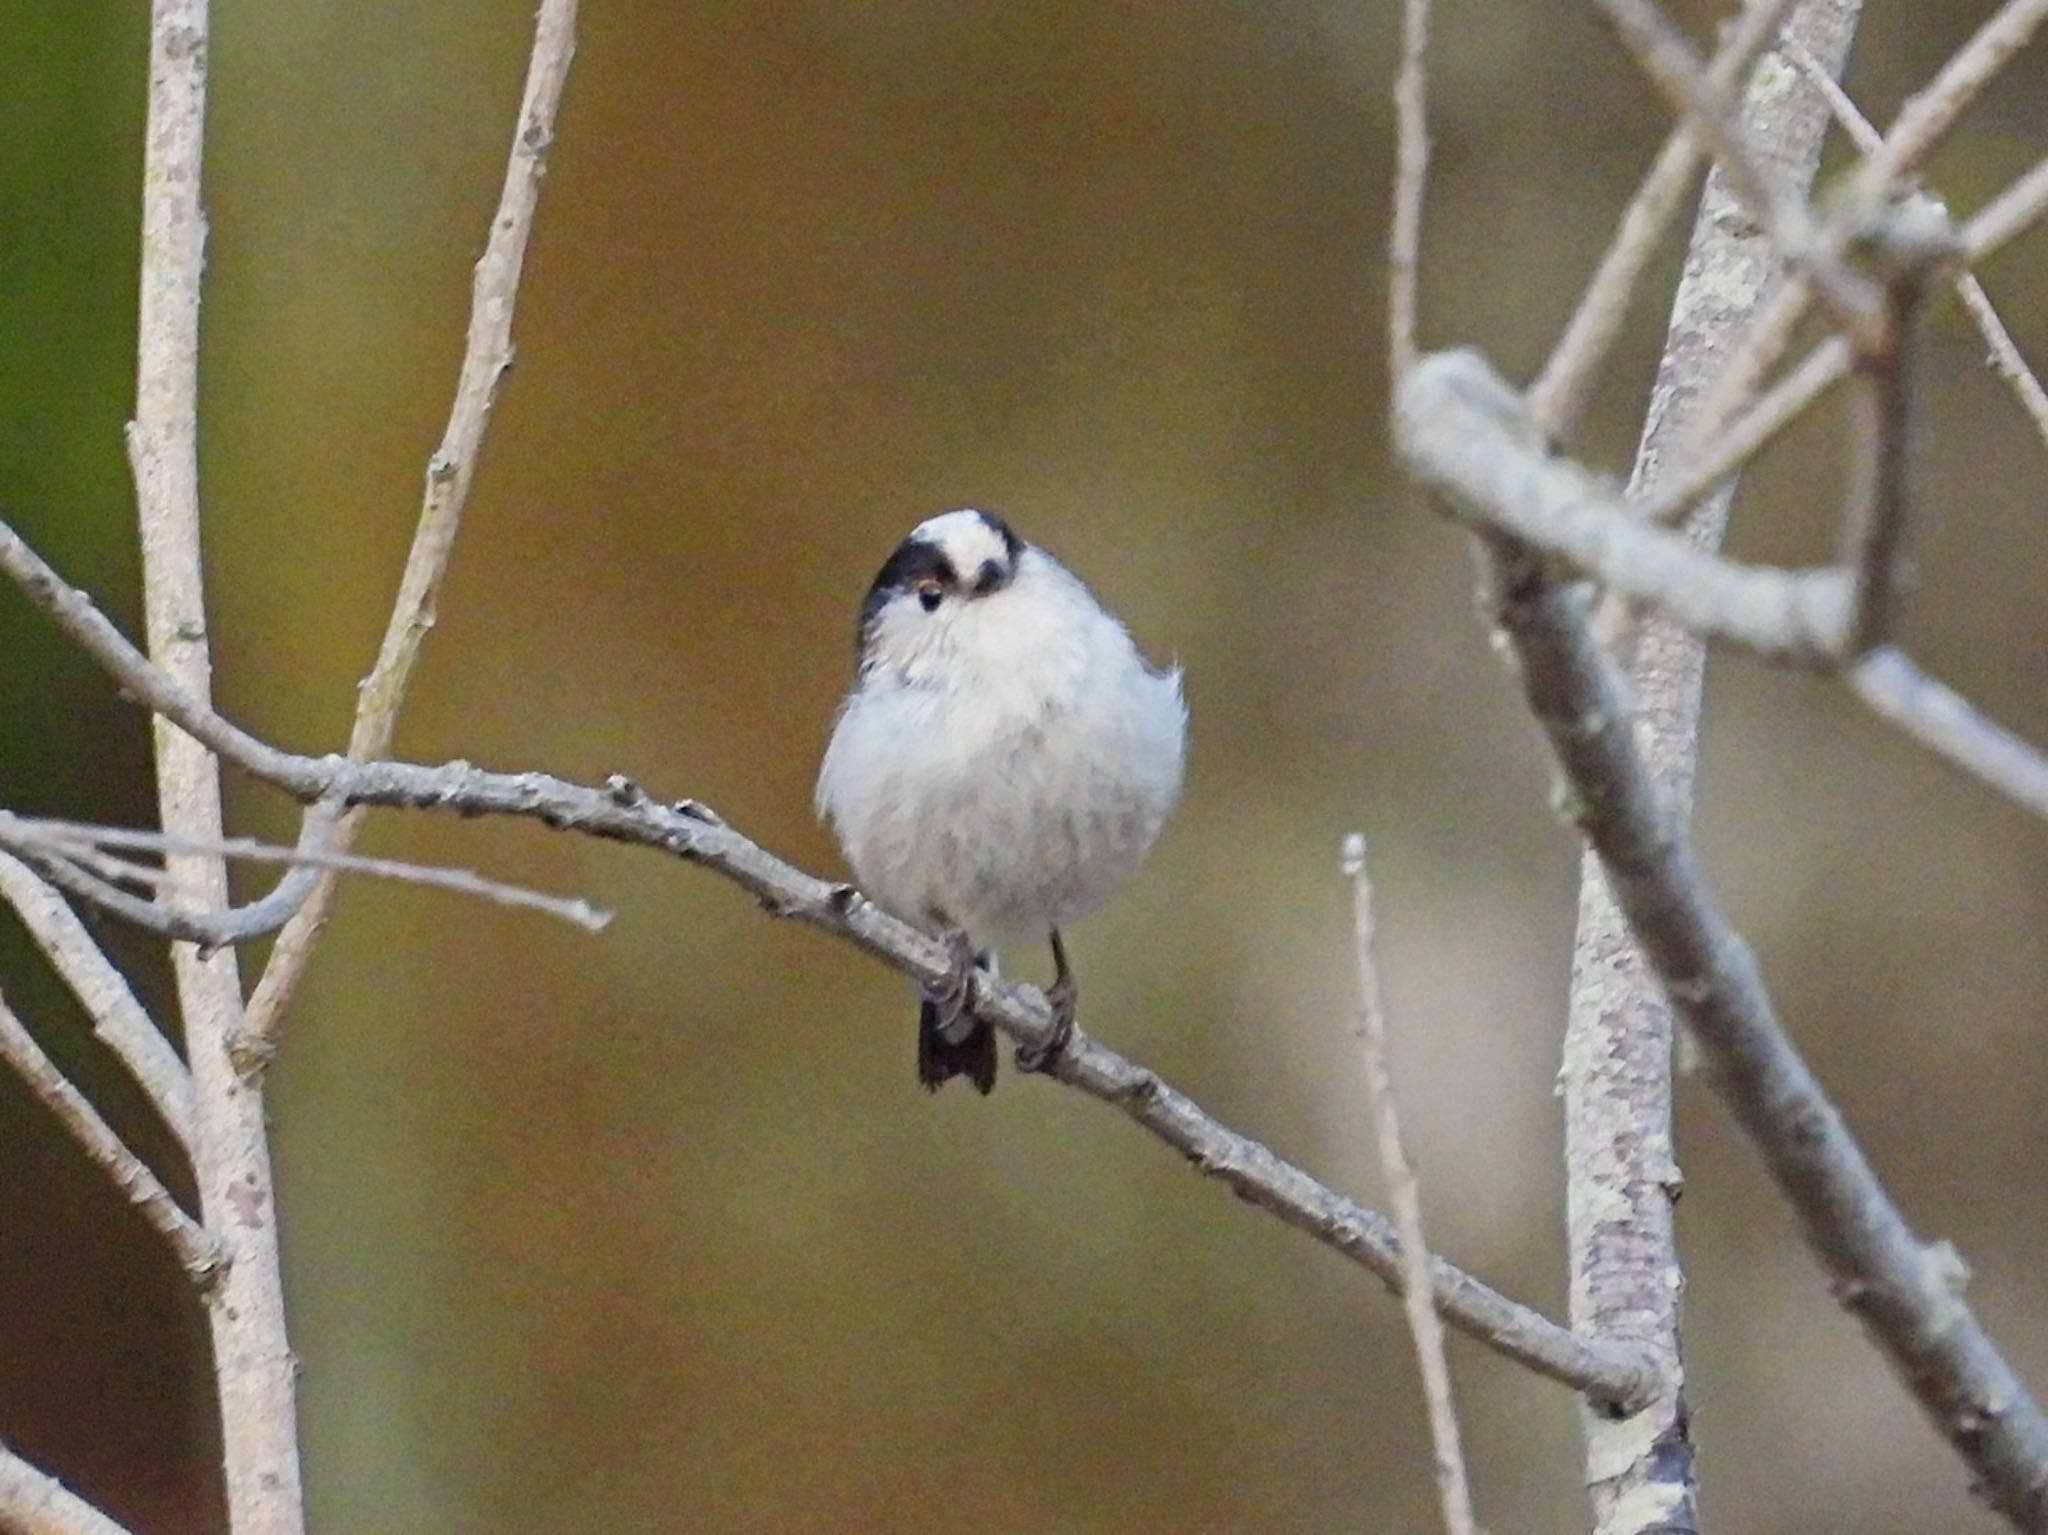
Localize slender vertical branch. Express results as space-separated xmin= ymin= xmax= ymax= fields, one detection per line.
xmin=238 ymin=0 xmax=580 ymax=1066
xmin=1342 ymin=837 xmax=1477 ymax=1535
xmin=1557 ymin=7 xmax=1862 ymax=1534
xmin=1842 ymin=208 xmax=1949 ymax=656
xmin=1386 ymin=0 xmax=1430 ymax=389
xmin=131 ymin=1 xmax=304 ymax=1529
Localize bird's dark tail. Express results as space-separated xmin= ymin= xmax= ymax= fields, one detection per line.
xmin=917 ymin=996 xmax=997 ymax=1094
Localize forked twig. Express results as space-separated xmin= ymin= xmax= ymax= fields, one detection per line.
xmin=1783 ymin=38 xmax=2048 ymax=452
xmin=1588 ymin=0 xmax=1882 ymax=343
xmin=0 ymin=815 xmax=609 ymax=944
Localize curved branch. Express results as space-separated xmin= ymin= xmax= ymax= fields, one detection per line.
xmin=1481 ymin=534 xmax=2048 ymax=1531
xmin=0 ymin=514 xmax=1655 ymax=1408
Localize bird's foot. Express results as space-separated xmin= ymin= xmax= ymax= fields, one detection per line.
xmin=1015 ymin=973 xmax=1076 ymax=1075
xmin=919 ymin=926 xmax=997 ymax=1094
xmin=921 ymin=926 xmax=981 ymax=1033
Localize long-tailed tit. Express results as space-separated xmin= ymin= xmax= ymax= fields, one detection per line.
xmin=816 ymin=509 xmax=1186 ymax=1093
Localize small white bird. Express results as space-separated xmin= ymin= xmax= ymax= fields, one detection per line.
xmin=817 ymin=509 xmax=1187 ymax=1093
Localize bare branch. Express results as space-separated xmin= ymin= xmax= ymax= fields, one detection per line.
xmin=1399 ymin=350 xmax=1853 ymax=661
xmin=1636 ymin=143 xmax=2048 ymax=531
xmin=1401 ymin=349 xmax=2048 ymax=820
xmin=243 ymin=0 xmax=581 ymax=1059
xmin=0 ymin=819 xmax=325 ymax=952
xmin=1851 ymin=650 xmax=2048 ymax=819
xmin=0 ymin=513 xmax=1656 ymax=1406
xmin=1966 ymin=152 xmax=2048 ymax=263
xmin=1637 ymin=327 xmax=1848 ymax=526
xmin=1556 ymin=13 xmax=1857 ymax=1525
xmin=1481 ymin=538 xmax=2048 ymax=1531
xmin=1953 ymin=272 xmax=2048 ymax=452
xmin=0 ymin=523 xmax=305 ymax=788
xmin=1786 ymin=43 xmax=2048 ymax=455
xmin=1527 ymin=0 xmax=1803 ymax=439
xmin=1780 ymin=34 xmax=1878 ymax=152
xmin=131 ymin=0 xmax=305 ymax=1522
xmin=0 ymin=1442 xmax=136 ymax=1535
xmin=1840 ymin=201 xmax=1956 ymax=655
xmin=1587 ymin=0 xmax=1882 ymax=344
xmin=1342 ymin=836 xmax=1477 ymax=1535
xmin=0 ymin=986 xmax=220 ymax=1285
xmin=1860 ymin=0 xmax=2048 ymax=189
xmin=0 ymin=815 xmax=610 ymax=943
xmin=0 ymin=854 xmax=194 ymax=1148
xmin=1387 ymin=0 xmax=1431 ymax=389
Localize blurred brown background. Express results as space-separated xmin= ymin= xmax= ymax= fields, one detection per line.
xmin=2 ymin=3 xmax=2045 ymax=1531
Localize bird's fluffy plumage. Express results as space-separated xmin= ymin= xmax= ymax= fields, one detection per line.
xmin=817 ymin=509 xmax=1187 ymax=949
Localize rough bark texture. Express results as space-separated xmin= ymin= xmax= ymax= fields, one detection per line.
xmin=1563 ymin=8 xmax=1863 ymax=1534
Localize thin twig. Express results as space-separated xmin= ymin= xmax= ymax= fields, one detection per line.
xmin=0 ymin=817 xmax=327 ymax=952
xmin=0 ymin=986 xmax=220 ymax=1285
xmin=1965 ymin=153 xmax=2048 ymax=263
xmin=1342 ymin=836 xmax=1477 ymax=1535
xmin=1784 ymin=42 xmax=2048 ymax=453
xmin=1953 ymin=274 xmax=2048 ymax=452
xmin=1851 ymin=649 xmax=2048 ymax=819
xmin=242 ymin=0 xmax=581 ymax=1063
xmin=1858 ymin=0 xmax=2048 ymax=192
xmin=1527 ymin=0 xmax=1803 ymax=439
xmin=1638 ymin=104 xmax=2048 ymax=532
xmin=1587 ymin=0 xmax=1882 ymax=344
xmin=0 ymin=524 xmax=1657 ymax=1404
xmin=1387 ymin=0 xmax=1430 ymax=389
xmin=1685 ymin=270 xmax=1817 ymax=468
xmin=0 ymin=853 xmax=193 ymax=1148
xmin=1635 ymin=330 xmax=1850 ymax=526
xmin=0 ymin=816 xmax=610 ymax=939
xmin=1780 ymin=35 xmax=1879 ymax=153
xmin=1480 ymin=537 xmax=2048 ymax=1532
xmin=0 ymin=1442 xmax=136 ymax=1535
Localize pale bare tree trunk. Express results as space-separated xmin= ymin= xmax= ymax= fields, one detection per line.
xmin=1560 ymin=8 xmax=1862 ymax=1530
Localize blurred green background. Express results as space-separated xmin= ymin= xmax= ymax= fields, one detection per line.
xmin=2 ymin=3 xmax=2046 ymax=1531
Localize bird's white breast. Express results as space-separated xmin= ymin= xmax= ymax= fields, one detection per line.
xmin=817 ymin=552 xmax=1185 ymax=945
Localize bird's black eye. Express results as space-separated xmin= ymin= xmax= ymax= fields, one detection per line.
xmin=916 ymin=580 xmax=943 ymax=612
